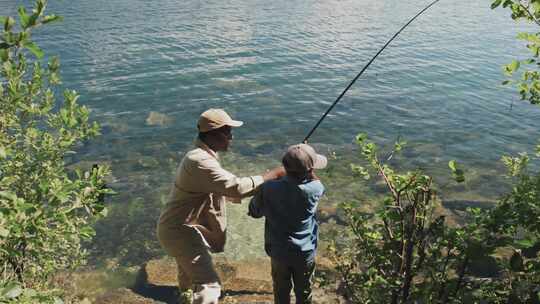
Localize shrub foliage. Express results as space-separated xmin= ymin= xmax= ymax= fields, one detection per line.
xmin=492 ymin=0 xmax=540 ymax=104
xmin=0 ymin=0 xmax=110 ymax=301
xmin=332 ymin=135 xmax=540 ymax=303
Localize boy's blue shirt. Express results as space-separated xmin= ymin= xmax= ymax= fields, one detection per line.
xmin=248 ymin=175 xmax=325 ymax=263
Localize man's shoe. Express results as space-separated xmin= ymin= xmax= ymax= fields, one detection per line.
xmin=178 ymin=288 xmax=193 ymax=304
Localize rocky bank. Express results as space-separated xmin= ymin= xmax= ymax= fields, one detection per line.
xmin=94 ymin=257 xmax=345 ymax=304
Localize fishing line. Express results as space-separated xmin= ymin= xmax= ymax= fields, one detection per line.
xmin=303 ymin=0 xmax=442 ymax=143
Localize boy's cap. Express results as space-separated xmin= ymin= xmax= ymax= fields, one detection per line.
xmin=198 ymin=108 xmax=243 ymax=132
xmin=282 ymin=143 xmax=327 ymax=173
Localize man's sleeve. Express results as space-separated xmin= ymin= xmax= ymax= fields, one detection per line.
xmin=248 ymin=187 xmax=264 ymax=218
xmin=197 ymin=157 xmax=264 ymax=198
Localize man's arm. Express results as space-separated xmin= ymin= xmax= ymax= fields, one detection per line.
xmin=197 ymin=157 xmax=284 ymax=199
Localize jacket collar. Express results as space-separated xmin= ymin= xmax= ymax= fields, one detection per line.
xmin=195 ymin=138 xmax=219 ymax=160
xmin=283 ymin=175 xmax=310 ymax=184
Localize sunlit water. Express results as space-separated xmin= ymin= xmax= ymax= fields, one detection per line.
xmin=2 ymin=0 xmax=540 ymax=265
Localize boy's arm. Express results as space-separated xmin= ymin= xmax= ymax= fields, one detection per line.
xmin=248 ymin=187 xmax=265 ymax=218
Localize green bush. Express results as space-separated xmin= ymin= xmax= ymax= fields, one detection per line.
xmin=478 ymin=153 xmax=540 ymax=303
xmin=0 ymin=0 xmax=111 ymax=300
xmin=331 ymin=134 xmax=479 ymax=303
xmin=491 ymin=0 xmax=540 ymax=105
xmin=332 ymin=134 xmax=540 ymax=303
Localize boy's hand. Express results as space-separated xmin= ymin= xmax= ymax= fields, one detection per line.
xmin=309 ymin=170 xmax=319 ymax=180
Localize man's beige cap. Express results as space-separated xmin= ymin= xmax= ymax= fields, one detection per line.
xmin=197 ymin=108 xmax=243 ymax=132
xmin=282 ymin=143 xmax=328 ymax=173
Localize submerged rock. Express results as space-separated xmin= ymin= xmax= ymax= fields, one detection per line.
xmin=146 ymin=111 xmax=173 ymax=127
xmin=138 ymin=156 xmax=160 ymax=168
xmin=441 ymin=199 xmax=496 ymax=211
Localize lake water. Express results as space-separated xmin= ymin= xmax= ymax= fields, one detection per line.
xmin=2 ymin=0 xmax=540 ymax=265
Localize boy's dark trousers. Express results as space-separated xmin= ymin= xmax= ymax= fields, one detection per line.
xmin=271 ymin=257 xmax=315 ymax=304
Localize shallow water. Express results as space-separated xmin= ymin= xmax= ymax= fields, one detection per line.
xmin=2 ymin=0 xmax=540 ymax=264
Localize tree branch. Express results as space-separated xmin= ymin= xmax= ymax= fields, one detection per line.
xmin=378 ymin=163 xmax=398 ymax=200
xmin=519 ymin=1 xmax=540 ymax=26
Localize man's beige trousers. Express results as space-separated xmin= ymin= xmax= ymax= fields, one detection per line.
xmin=158 ymin=225 xmax=221 ymax=304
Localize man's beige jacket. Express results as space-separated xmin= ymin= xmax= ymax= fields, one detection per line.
xmin=157 ymin=139 xmax=263 ymax=253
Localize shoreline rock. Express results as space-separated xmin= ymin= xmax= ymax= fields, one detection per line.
xmin=126 ymin=257 xmax=345 ymax=304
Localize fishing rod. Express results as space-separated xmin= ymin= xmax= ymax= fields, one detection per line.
xmin=303 ymin=0 xmax=442 ymax=143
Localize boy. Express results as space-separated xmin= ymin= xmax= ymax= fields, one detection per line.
xmin=248 ymin=143 xmax=327 ymax=304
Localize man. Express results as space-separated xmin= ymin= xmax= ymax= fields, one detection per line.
xmin=157 ymin=108 xmax=285 ymax=304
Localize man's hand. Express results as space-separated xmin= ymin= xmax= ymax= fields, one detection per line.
xmin=262 ymin=166 xmax=286 ymax=181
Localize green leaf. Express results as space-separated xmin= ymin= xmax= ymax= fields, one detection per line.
xmin=42 ymin=14 xmax=63 ymax=24
xmin=524 ymin=58 xmax=536 ymax=65
xmin=22 ymin=288 xmax=37 ymax=297
xmin=25 ymin=42 xmax=44 ymax=59
xmin=0 ymin=146 xmax=6 ymax=158
xmin=54 ymin=297 xmax=64 ymax=304
xmin=509 ymin=60 xmax=520 ymax=72
xmin=0 ymin=191 xmax=17 ymax=201
xmin=491 ymin=0 xmax=503 ymax=9
xmin=502 ymin=80 xmax=511 ymax=85
xmin=0 ymin=49 xmax=8 ymax=62
xmin=394 ymin=139 xmax=407 ymax=152
xmin=0 ymin=226 xmax=8 ymax=237
xmin=18 ymin=6 xmax=30 ymax=29
xmin=514 ymin=238 xmax=534 ymax=248
xmin=49 ymin=56 xmax=60 ymax=71
xmin=35 ymin=0 xmax=47 ymax=17
xmin=351 ymin=164 xmax=370 ymax=180
xmin=80 ymin=226 xmax=96 ymax=238
xmin=365 ymin=231 xmax=382 ymax=240
xmin=99 ymin=207 xmax=109 ymax=217
xmin=517 ymin=32 xmax=529 ymax=40
xmin=449 ymin=160 xmax=465 ymax=183
xmin=355 ymin=133 xmax=367 ymax=144
xmin=448 ymin=160 xmax=457 ymax=171
xmin=4 ymin=16 xmax=15 ymax=32
xmin=4 ymin=284 xmax=22 ymax=299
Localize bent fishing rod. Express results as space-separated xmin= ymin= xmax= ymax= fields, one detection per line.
xmin=303 ymin=0 xmax=441 ymax=143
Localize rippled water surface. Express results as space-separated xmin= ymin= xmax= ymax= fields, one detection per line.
xmin=2 ymin=0 xmax=540 ymax=263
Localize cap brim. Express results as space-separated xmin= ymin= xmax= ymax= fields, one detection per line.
xmin=313 ymin=154 xmax=327 ymax=169
xmin=226 ymin=120 xmax=243 ymax=127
